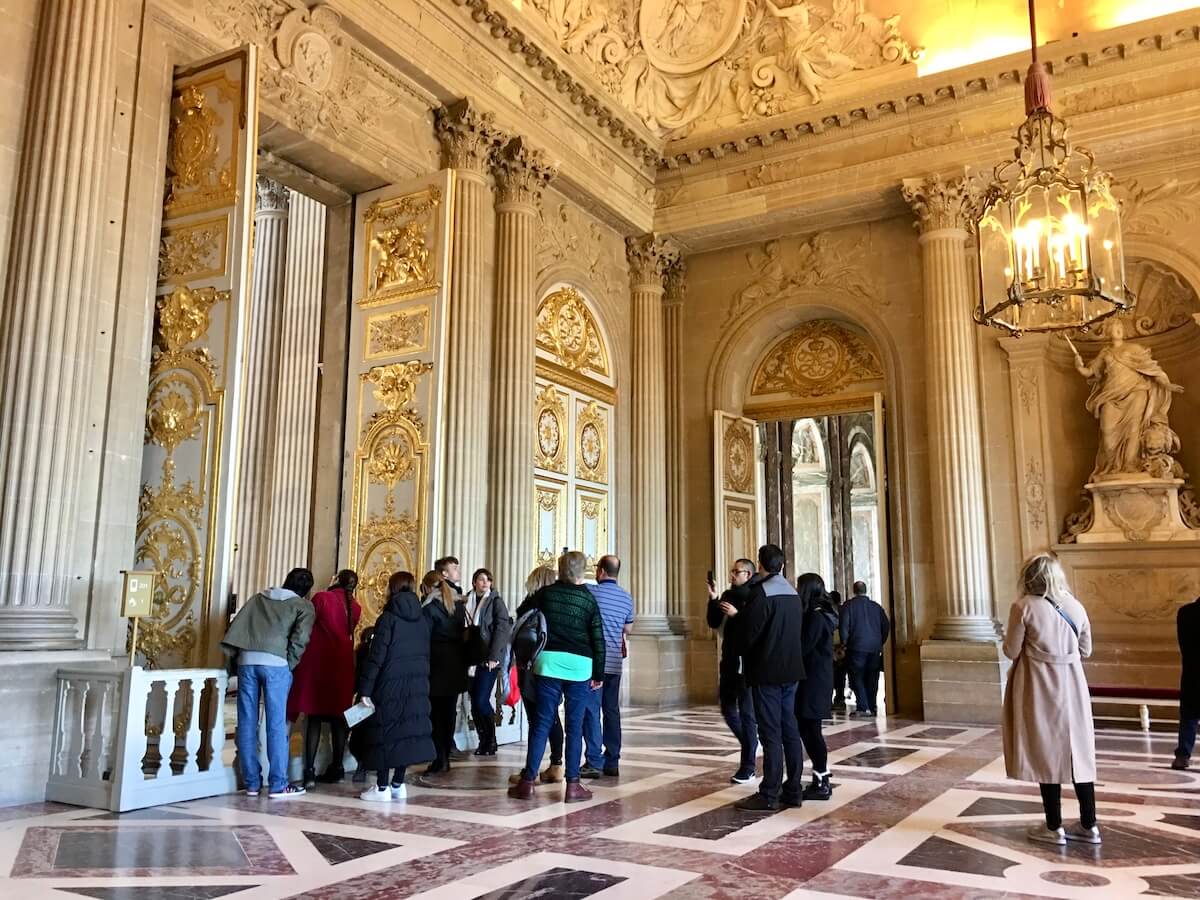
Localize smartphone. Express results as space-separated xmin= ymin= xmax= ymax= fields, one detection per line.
xmin=706 ymin=569 xmax=715 ymax=587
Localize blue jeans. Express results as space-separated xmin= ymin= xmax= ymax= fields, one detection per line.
xmin=523 ymin=675 xmax=592 ymax=781
xmin=583 ymin=672 xmax=622 ymax=769
xmin=719 ymin=669 xmax=758 ymax=773
xmin=1178 ymin=716 xmax=1199 ymax=760
xmin=236 ymin=664 xmax=292 ymax=793
xmin=752 ymin=682 xmax=803 ymax=804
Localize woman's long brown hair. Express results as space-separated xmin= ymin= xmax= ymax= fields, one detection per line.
xmin=335 ymin=569 xmax=359 ymax=637
xmin=421 ymin=570 xmax=455 ymax=613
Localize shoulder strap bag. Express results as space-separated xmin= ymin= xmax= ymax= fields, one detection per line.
xmin=1044 ymin=595 xmax=1079 ymax=640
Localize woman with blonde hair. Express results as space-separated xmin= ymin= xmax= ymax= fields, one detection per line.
xmin=421 ymin=569 xmax=467 ymax=774
xmin=508 ymin=564 xmax=566 ymax=785
xmin=1002 ymin=552 xmax=1101 ymax=845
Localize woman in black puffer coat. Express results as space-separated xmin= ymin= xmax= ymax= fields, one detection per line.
xmin=356 ymin=571 xmax=436 ymax=802
xmin=795 ymin=572 xmax=839 ymax=801
xmin=422 ymin=570 xmax=468 ymax=775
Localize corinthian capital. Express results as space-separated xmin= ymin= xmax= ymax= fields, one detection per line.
xmin=435 ymin=99 xmax=505 ymax=173
xmin=255 ymin=176 xmax=290 ymax=213
xmin=663 ymin=256 xmax=687 ymax=306
xmin=626 ymin=234 xmax=680 ymax=290
xmin=901 ymin=173 xmax=980 ymax=235
xmin=491 ymin=138 xmax=556 ymax=208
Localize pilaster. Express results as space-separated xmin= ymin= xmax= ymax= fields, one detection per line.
xmin=663 ymin=257 xmax=688 ymax=634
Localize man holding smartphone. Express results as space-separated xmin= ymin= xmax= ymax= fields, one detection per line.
xmin=706 ymin=558 xmax=758 ymax=784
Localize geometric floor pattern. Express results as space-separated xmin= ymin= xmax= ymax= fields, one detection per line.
xmin=3 ymin=707 xmax=1200 ymax=898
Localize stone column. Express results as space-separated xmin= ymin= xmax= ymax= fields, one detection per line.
xmin=626 ymin=235 xmax=686 ymax=706
xmin=233 ymin=178 xmax=289 ymax=601
xmin=265 ymin=190 xmax=326 ymax=577
xmin=903 ymin=173 xmax=1006 ymax=723
xmin=0 ymin=0 xmax=119 ymax=649
xmin=487 ymin=139 xmax=554 ymax=605
xmin=662 ymin=256 xmax=688 ymax=633
xmin=436 ymin=100 xmax=503 ymax=572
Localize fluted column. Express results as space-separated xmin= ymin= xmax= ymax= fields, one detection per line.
xmin=233 ymin=178 xmax=290 ymax=601
xmin=0 ymin=0 xmax=118 ymax=648
xmin=626 ymin=235 xmax=679 ymax=633
xmin=663 ymin=257 xmax=688 ymax=632
xmin=487 ymin=139 xmax=555 ymax=604
xmin=902 ymin=174 xmax=998 ymax=641
xmin=265 ymin=190 xmax=325 ymax=577
xmin=437 ymin=100 xmax=503 ymax=572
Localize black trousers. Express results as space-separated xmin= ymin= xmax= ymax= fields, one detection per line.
xmin=847 ymin=650 xmax=882 ymax=713
xmin=1039 ymin=782 xmax=1097 ymax=829
xmin=833 ymin=658 xmax=848 ymax=706
xmin=303 ymin=715 xmax=348 ymax=775
xmin=377 ymin=765 xmax=407 ymax=788
xmin=752 ymin=682 xmax=803 ymax=804
xmin=797 ymin=717 xmax=828 ymax=773
xmin=430 ymin=694 xmax=458 ymax=765
xmin=718 ymin=669 xmax=758 ymax=773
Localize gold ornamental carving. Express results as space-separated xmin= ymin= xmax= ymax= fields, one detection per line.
xmin=164 ymin=81 xmax=238 ymax=217
xmin=751 ymin=320 xmax=883 ymax=399
xmin=365 ymin=307 xmax=429 ymax=359
xmin=362 ymin=189 xmax=441 ymax=303
xmin=576 ymin=401 xmax=608 ymax=484
xmin=730 ymin=233 xmax=882 ymax=325
xmin=159 ymin=219 xmax=227 ymax=285
xmin=537 ymin=486 xmax=561 ymax=513
xmin=536 ymin=288 xmax=611 ymax=379
xmin=535 ymin=384 xmax=568 ymax=473
xmin=723 ymin=420 xmax=754 ymax=494
xmin=365 ymin=360 xmax=433 ymax=415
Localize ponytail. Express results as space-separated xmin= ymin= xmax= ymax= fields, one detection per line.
xmin=335 ymin=569 xmax=359 ymax=637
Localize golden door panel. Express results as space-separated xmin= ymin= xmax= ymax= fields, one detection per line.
xmin=535 ymin=479 xmax=568 ymax=566
xmin=574 ymin=398 xmax=609 ymax=485
xmin=535 ymin=286 xmax=611 ymax=383
xmin=534 ymin=381 xmax=569 ymax=475
xmin=135 ymin=47 xmax=258 ymax=668
xmin=714 ymin=410 xmax=761 ymax=585
xmin=722 ymin=498 xmax=757 ymax=572
xmin=575 ymin=489 xmax=609 ymax=569
xmin=345 ymin=172 xmax=453 ymax=629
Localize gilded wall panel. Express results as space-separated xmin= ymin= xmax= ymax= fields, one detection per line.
xmin=575 ymin=488 xmax=609 ymax=569
xmin=534 ymin=382 xmax=569 ymax=474
xmin=360 ymin=188 xmax=442 ymax=306
xmin=575 ymin=399 xmax=608 ymax=485
xmin=365 ymin=306 xmax=430 ymax=359
xmin=535 ymin=479 xmax=568 ymax=565
xmin=135 ymin=49 xmax=258 ymax=668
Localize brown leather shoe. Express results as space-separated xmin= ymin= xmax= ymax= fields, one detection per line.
xmin=563 ymin=780 xmax=593 ymax=803
xmin=507 ymin=778 xmax=536 ymax=800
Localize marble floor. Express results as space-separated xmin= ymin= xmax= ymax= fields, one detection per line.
xmin=3 ymin=708 xmax=1199 ymax=899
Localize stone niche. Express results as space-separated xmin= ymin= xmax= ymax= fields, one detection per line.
xmin=1056 ymin=544 xmax=1200 ymax=689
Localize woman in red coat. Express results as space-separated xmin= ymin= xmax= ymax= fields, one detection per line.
xmin=289 ymin=569 xmax=362 ymax=786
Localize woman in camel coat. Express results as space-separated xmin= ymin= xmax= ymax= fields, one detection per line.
xmin=1002 ymin=552 xmax=1100 ymax=847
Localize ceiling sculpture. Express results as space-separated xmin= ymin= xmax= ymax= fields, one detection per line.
xmin=520 ymin=0 xmax=914 ymax=137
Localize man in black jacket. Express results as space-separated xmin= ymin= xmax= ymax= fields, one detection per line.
xmin=706 ymin=558 xmax=757 ymax=784
xmin=1173 ymin=596 xmax=1200 ymax=769
xmin=733 ymin=544 xmax=806 ymax=811
xmin=840 ymin=581 xmax=890 ymax=717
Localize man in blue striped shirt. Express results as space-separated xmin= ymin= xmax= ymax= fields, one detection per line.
xmin=581 ymin=555 xmax=635 ymax=777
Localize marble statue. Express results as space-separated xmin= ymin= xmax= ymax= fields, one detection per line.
xmin=1068 ymin=320 xmax=1183 ymax=480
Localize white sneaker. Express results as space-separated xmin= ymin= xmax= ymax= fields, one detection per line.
xmin=1065 ymin=822 xmax=1102 ymax=844
xmin=390 ymin=783 xmax=407 ymax=801
xmin=360 ymin=785 xmax=393 ymax=802
xmin=244 ymin=788 xmax=260 ymax=797
xmin=1026 ymin=823 xmax=1066 ymax=845
xmin=268 ymin=784 xmax=306 ymax=799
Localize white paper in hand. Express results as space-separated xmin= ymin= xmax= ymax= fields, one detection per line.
xmin=344 ymin=697 xmax=375 ymax=728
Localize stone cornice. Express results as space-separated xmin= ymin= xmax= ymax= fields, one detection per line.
xmin=448 ymin=0 xmax=660 ymax=169
xmin=659 ymin=14 xmax=1200 ymax=171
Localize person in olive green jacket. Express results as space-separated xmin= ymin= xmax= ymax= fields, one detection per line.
xmin=221 ymin=568 xmax=316 ymax=799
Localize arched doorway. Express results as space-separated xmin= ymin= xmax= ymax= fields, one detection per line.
xmin=532 ymin=286 xmax=616 ymax=568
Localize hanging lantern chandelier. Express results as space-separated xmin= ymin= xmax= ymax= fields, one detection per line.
xmin=974 ymin=0 xmax=1133 ymax=334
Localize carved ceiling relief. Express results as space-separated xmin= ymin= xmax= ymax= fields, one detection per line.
xmin=535 ymin=199 xmax=628 ymax=307
xmin=1071 ymin=258 xmax=1200 ymax=341
xmin=1115 ymin=177 xmax=1200 ymax=238
xmin=520 ymin=0 xmax=914 ymax=138
xmin=751 ymin=319 xmax=883 ymax=399
xmin=729 ymin=231 xmax=883 ymax=325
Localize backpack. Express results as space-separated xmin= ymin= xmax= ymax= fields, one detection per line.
xmin=510 ymin=608 xmax=548 ymax=671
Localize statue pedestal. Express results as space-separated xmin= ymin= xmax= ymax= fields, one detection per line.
xmin=1076 ymin=475 xmax=1200 ymax=543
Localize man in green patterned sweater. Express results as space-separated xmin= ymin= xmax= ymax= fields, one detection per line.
xmin=508 ymin=550 xmax=606 ymax=803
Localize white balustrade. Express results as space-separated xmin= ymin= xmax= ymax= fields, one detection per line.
xmin=46 ymin=666 xmax=237 ymax=811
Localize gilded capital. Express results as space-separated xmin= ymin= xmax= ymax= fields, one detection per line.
xmin=663 ymin=256 xmax=687 ymax=306
xmin=255 ymin=176 xmax=290 ymax=213
xmin=901 ymin=173 xmax=980 ymax=235
xmin=491 ymin=138 xmax=556 ymax=208
xmin=435 ymin=99 xmax=505 ymax=173
xmin=626 ymin=234 xmax=680 ymax=290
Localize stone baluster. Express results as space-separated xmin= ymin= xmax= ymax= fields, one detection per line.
xmin=626 ymin=235 xmax=679 ymax=631
xmin=436 ymin=100 xmax=503 ymax=571
xmin=265 ymin=190 xmax=325 ymax=576
xmin=662 ymin=256 xmax=688 ymax=632
xmin=233 ymin=178 xmax=289 ymax=601
xmin=903 ymin=173 xmax=1005 ymax=724
xmin=486 ymin=139 xmax=555 ymax=604
xmin=0 ymin=0 xmax=119 ymax=648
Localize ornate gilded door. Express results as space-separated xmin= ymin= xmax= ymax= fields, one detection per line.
xmin=713 ymin=410 xmax=762 ymax=581
xmin=532 ymin=287 xmax=615 ymax=569
xmin=136 ymin=47 xmax=259 ymax=667
xmin=343 ymin=173 xmax=453 ymax=628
